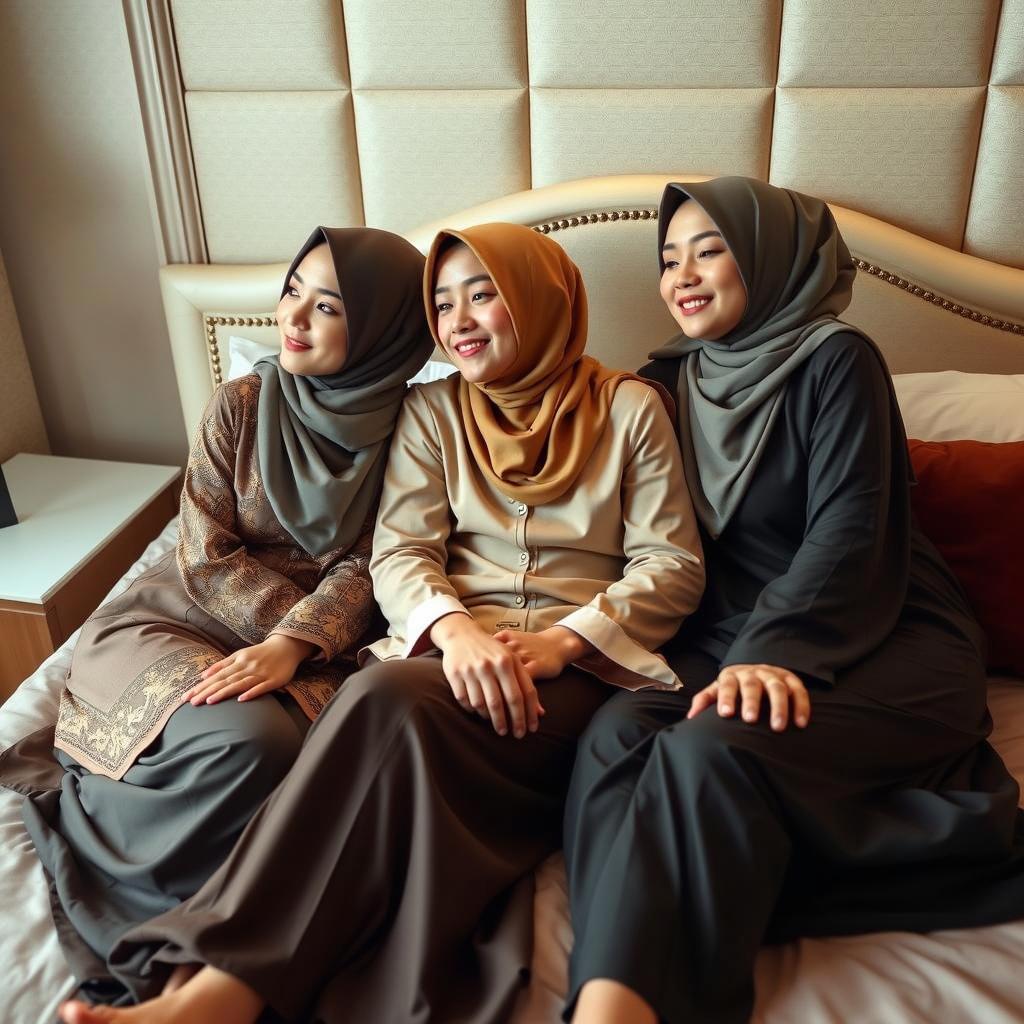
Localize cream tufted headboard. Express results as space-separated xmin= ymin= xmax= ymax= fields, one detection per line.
xmin=159 ymin=174 xmax=1024 ymax=438
xmin=134 ymin=1 xmax=1024 ymax=271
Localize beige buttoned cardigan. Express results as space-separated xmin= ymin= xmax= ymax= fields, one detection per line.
xmin=364 ymin=375 xmax=705 ymax=690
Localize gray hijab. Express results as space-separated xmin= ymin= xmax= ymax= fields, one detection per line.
xmin=650 ymin=177 xmax=870 ymax=538
xmin=254 ymin=226 xmax=433 ymax=555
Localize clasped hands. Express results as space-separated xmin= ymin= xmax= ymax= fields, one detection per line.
xmin=430 ymin=613 xmax=590 ymax=739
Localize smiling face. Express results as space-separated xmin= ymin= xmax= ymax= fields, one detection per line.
xmin=432 ymin=241 xmax=518 ymax=385
xmin=660 ymin=200 xmax=747 ymax=342
xmin=276 ymin=242 xmax=349 ymax=376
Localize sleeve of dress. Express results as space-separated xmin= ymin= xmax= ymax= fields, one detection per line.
xmin=555 ymin=386 xmax=706 ymax=690
xmin=177 ymin=384 xmax=311 ymax=646
xmin=270 ymin=522 xmax=376 ymax=662
xmin=723 ymin=335 xmax=911 ymax=684
xmin=369 ymin=387 xmax=469 ymax=657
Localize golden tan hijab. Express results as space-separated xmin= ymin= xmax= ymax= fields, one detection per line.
xmin=424 ymin=222 xmax=671 ymax=505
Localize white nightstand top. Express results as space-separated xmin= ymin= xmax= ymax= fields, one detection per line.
xmin=0 ymin=454 xmax=181 ymax=604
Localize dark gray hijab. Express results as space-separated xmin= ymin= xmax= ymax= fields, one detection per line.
xmin=254 ymin=226 xmax=433 ymax=555
xmin=650 ymin=177 xmax=871 ymax=538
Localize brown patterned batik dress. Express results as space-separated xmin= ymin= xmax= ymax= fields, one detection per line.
xmin=1 ymin=374 xmax=378 ymax=988
xmin=55 ymin=374 xmax=375 ymax=781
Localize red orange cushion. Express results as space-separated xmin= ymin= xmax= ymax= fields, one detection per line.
xmin=908 ymin=439 xmax=1024 ymax=675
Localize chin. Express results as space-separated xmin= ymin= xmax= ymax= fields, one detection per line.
xmin=278 ymin=352 xmax=302 ymax=374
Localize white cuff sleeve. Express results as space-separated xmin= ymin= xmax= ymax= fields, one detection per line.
xmin=556 ymin=605 xmax=682 ymax=691
xmin=403 ymin=593 xmax=473 ymax=658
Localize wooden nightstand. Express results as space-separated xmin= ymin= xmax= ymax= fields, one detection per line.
xmin=0 ymin=454 xmax=181 ymax=701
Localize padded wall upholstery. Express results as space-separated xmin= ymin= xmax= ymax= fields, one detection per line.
xmin=167 ymin=0 xmax=1024 ymax=269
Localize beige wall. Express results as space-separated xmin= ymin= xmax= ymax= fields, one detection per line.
xmin=0 ymin=248 xmax=48 ymax=463
xmin=0 ymin=0 xmax=187 ymax=468
xmin=0 ymin=0 xmax=1020 ymax=475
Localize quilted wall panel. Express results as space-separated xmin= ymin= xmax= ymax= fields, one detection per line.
xmin=964 ymin=88 xmax=1024 ymax=268
xmin=526 ymin=0 xmax=781 ymax=88
xmin=343 ymin=0 xmax=526 ymax=88
xmin=164 ymin=0 xmax=1024 ymax=265
xmin=530 ymin=89 xmax=773 ymax=185
xmin=187 ymin=92 xmax=363 ymax=262
xmin=777 ymin=0 xmax=1000 ymax=87
xmin=770 ymin=87 xmax=986 ymax=249
xmin=354 ymin=90 xmax=530 ymax=233
xmin=991 ymin=0 xmax=1024 ymax=84
xmin=170 ymin=0 xmax=349 ymax=90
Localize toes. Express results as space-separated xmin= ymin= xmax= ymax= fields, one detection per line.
xmin=58 ymin=1001 xmax=117 ymax=1024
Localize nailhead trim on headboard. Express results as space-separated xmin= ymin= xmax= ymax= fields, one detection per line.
xmin=851 ymin=260 xmax=1024 ymax=335
xmin=200 ymin=212 xmax=1023 ymax=386
xmin=533 ymin=212 xmax=1024 ymax=336
xmin=204 ymin=314 xmax=277 ymax=386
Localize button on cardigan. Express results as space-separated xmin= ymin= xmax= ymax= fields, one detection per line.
xmin=364 ymin=376 xmax=705 ymax=690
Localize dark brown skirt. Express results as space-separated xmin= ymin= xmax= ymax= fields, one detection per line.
xmin=108 ymin=656 xmax=610 ymax=1023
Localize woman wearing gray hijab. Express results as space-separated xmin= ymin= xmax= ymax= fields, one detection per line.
xmin=562 ymin=177 xmax=1024 ymax=1024
xmin=0 ymin=226 xmax=433 ymax=1005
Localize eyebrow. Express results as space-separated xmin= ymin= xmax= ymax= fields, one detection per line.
xmin=292 ymin=270 xmax=343 ymax=302
xmin=433 ymin=273 xmax=493 ymax=296
xmin=661 ymin=230 xmax=724 ymax=252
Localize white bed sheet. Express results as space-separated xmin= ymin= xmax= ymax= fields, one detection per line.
xmin=3 ymin=519 xmax=1024 ymax=1024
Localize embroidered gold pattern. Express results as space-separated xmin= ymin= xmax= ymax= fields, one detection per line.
xmin=56 ymin=376 xmax=374 ymax=778
xmin=57 ymin=647 xmax=220 ymax=776
xmin=177 ymin=377 xmax=372 ymax=654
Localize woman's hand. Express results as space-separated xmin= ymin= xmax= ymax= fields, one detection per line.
xmin=430 ymin=613 xmax=543 ymax=738
xmin=187 ymin=634 xmax=317 ymax=706
xmin=687 ymin=663 xmax=810 ymax=731
xmin=493 ymin=625 xmax=592 ymax=680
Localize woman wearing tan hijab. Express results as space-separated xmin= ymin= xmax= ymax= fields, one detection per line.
xmin=0 ymin=225 xmax=433 ymax=1010
xmin=59 ymin=223 xmax=704 ymax=1024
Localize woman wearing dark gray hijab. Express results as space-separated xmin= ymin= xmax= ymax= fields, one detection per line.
xmin=0 ymin=225 xmax=433 ymax=1006
xmin=562 ymin=177 xmax=1024 ymax=1024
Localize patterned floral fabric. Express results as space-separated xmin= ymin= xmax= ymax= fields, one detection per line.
xmin=54 ymin=376 xmax=375 ymax=780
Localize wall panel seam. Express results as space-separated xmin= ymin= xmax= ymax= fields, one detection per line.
xmin=961 ymin=83 xmax=994 ymax=252
xmin=338 ymin=0 xmax=367 ymax=227
xmin=987 ymin=0 xmax=1007 ymax=83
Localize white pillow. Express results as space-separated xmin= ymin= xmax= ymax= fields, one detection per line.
xmin=408 ymin=358 xmax=457 ymax=385
xmin=225 ymin=335 xmax=457 ymax=386
xmin=227 ymin=335 xmax=278 ymax=381
xmin=892 ymin=371 xmax=1024 ymax=443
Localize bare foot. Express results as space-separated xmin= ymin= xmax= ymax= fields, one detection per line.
xmin=572 ymin=978 xmax=658 ymax=1024
xmin=57 ymin=966 xmax=264 ymax=1024
xmin=58 ymin=1002 xmax=116 ymax=1024
xmin=161 ymin=963 xmax=200 ymax=995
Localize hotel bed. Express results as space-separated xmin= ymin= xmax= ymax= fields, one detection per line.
xmin=2 ymin=174 xmax=1022 ymax=1024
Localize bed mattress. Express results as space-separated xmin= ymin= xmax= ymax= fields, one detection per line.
xmin=3 ymin=519 xmax=1023 ymax=1024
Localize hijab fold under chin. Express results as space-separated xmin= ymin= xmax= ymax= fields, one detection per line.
xmin=253 ymin=226 xmax=433 ymax=556
xmin=650 ymin=176 xmax=900 ymax=539
xmin=424 ymin=222 xmax=673 ymax=507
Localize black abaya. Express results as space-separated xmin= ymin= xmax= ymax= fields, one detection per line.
xmin=563 ymin=334 xmax=1024 ymax=1024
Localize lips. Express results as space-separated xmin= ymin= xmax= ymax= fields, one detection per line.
xmin=284 ymin=336 xmax=312 ymax=352
xmin=453 ymin=338 xmax=490 ymax=358
xmin=678 ymin=295 xmax=712 ymax=317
